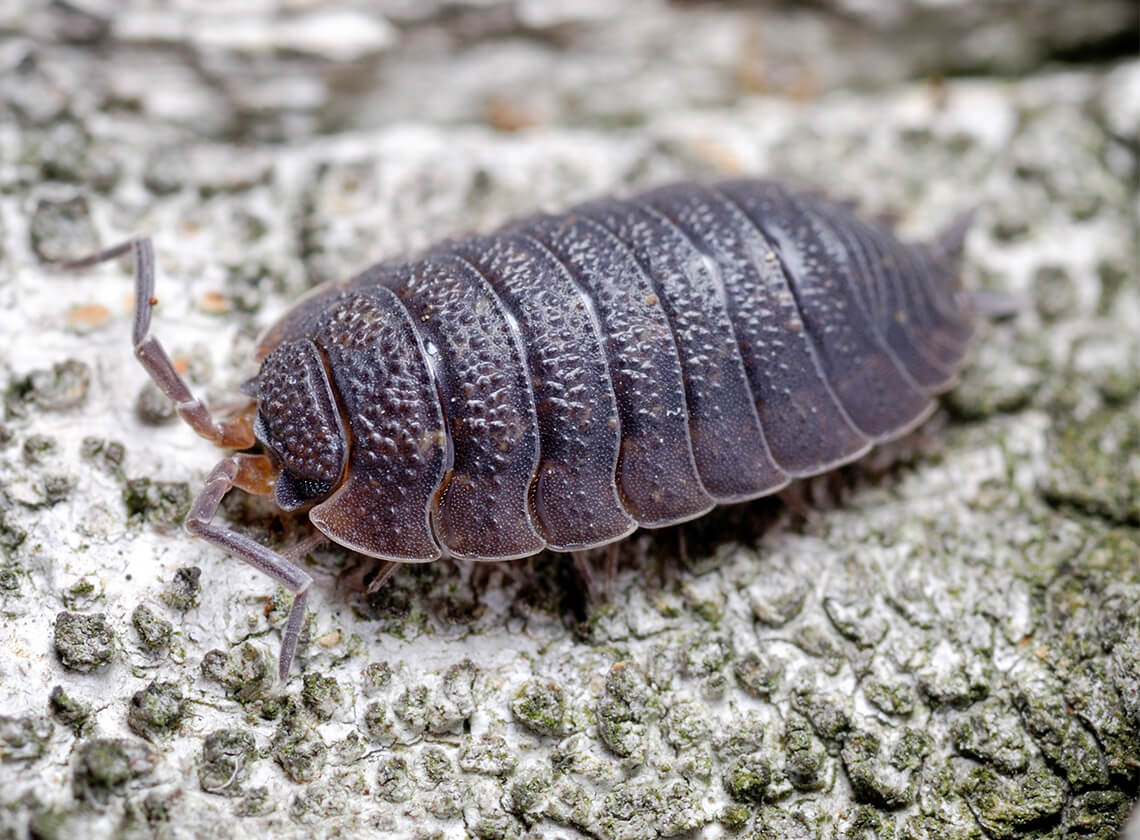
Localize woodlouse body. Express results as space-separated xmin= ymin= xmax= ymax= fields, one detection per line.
xmin=255 ymin=179 xmax=973 ymax=563
xmin=69 ymin=178 xmax=977 ymax=678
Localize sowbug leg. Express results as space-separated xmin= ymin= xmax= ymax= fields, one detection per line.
xmin=365 ymin=561 xmax=399 ymax=596
xmin=603 ymin=542 xmax=619 ymax=601
xmin=571 ymin=550 xmax=600 ymax=601
xmin=61 ymin=237 xmax=255 ymax=449
xmin=186 ymin=454 xmax=313 ymax=681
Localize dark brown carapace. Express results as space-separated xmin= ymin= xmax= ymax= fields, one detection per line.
xmin=67 ymin=179 xmax=979 ymax=680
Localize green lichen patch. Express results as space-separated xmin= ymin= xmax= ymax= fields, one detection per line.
xmin=125 ymin=788 xmax=188 ymax=836
xmin=426 ymin=575 xmax=486 ymax=627
xmin=1095 ymin=254 xmax=1133 ymax=315
xmin=1063 ymin=658 xmax=1140 ymax=784
xmin=0 ymin=715 xmax=53 ymax=763
xmin=0 ymin=563 xmax=21 ymax=592
xmin=362 ymin=700 xmax=395 ymax=745
xmin=233 ymin=786 xmax=272 ymax=818
xmin=1068 ymin=331 xmax=1140 ymax=407
xmin=0 ymin=486 xmax=27 ymax=558
xmin=914 ymin=639 xmax=993 ymax=709
xmin=393 ymin=683 xmax=433 ymax=735
xmin=467 ymin=811 xmax=519 ymax=840
xmin=791 ymin=623 xmax=847 ymax=675
xmin=23 ymin=801 xmax=90 ymax=840
xmin=840 ymin=724 xmax=930 ymax=810
xmin=388 ymin=684 xmax=458 ymax=740
xmin=130 ymin=604 xmax=173 ymax=654
xmin=596 ymin=661 xmax=658 ymax=761
xmin=415 ymin=744 xmax=453 ymax=789
xmin=198 ymin=729 xmax=257 ymax=795
xmin=23 ymin=120 xmax=90 ymax=182
xmin=862 ymin=663 xmax=917 ymax=718
xmin=442 ymin=658 xmax=478 ymax=717
xmin=1012 ymin=664 xmax=1110 ymax=790
xmin=747 ymin=568 xmax=809 ymax=627
xmin=661 ymin=698 xmax=712 ymax=752
xmin=425 ymin=779 xmax=465 ymax=819
xmin=60 ymin=576 xmax=102 ymax=610
xmin=958 ymin=762 xmax=1067 ymax=839
xmin=681 ymin=634 xmax=733 ymax=680
xmin=734 ymin=650 xmax=784 ymax=699
xmin=723 ymin=753 xmax=772 ymax=803
xmin=127 ymin=681 xmax=186 ymax=740
xmin=459 ymin=733 xmax=517 ymax=777
xmin=200 ymin=642 xmax=274 ymax=704
xmin=361 ymin=660 xmax=394 ymax=695
xmin=598 ymin=776 xmax=708 ymax=839
xmin=123 ymin=478 xmax=192 ymax=532
xmin=1061 ymin=789 xmax=1133 ymax=840
xmin=79 ymin=437 xmax=125 ymax=479
xmin=1030 ymin=264 xmax=1078 ymax=323
xmin=944 ymin=333 xmax=1043 ymax=421
xmin=25 ymin=121 xmax=122 ymax=189
xmin=28 ymin=194 xmax=99 ymax=262
xmin=375 ymin=755 xmax=414 ymax=803
xmin=72 ymin=737 xmax=157 ymax=805
xmin=900 ymin=804 xmax=983 ymax=840
xmin=53 ymin=611 xmax=114 ymax=672
xmin=782 ymin=714 xmax=830 ymax=792
xmin=48 ymin=685 xmax=91 ymax=736
xmin=716 ymin=709 xmax=774 ymax=765
xmin=950 ymin=698 xmax=1030 ymax=774
xmin=270 ymin=709 xmax=327 ymax=783
xmin=822 ymin=595 xmax=889 ymax=648
xmin=21 ymin=433 xmax=57 ymax=465
xmin=504 ymin=766 xmax=552 ymax=825
xmin=1085 ymin=529 xmax=1140 ymax=584
xmin=35 ymin=473 xmax=76 ymax=507
xmin=1039 ymin=406 xmax=1140 ymax=525
xmin=300 ymin=672 xmax=344 ymax=721
xmin=4 ymin=359 xmax=91 ymax=419
xmin=791 ymin=681 xmax=852 ymax=744
xmin=834 ymin=805 xmax=896 ymax=839
xmin=511 ymin=678 xmax=567 ymax=737
xmin=134 ymin=383 xmax=177 ymax=426
xmin=745 ymin=805 xmax=819 ymax=839
xmin=718 ymin=802 xmax=751 ymax=831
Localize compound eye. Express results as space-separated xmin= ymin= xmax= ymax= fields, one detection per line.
xmin=273 ymin=472 xmax=333 ymax=511
xmin=293 ymin=477 xmax=333 ymax=503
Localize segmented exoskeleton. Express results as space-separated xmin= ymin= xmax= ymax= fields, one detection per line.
xmin=67 ymin=179 xmax=978 ymax=679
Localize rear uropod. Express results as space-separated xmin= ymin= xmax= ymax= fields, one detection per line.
xmin=67 ymin=179 xmax=985 ymax=680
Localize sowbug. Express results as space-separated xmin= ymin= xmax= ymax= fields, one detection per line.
xmin=67 ymin=179 xmax=984 ymax=680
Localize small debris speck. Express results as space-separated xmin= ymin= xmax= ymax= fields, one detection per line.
xmin=162 ymin=566 xmax=202 ymax=611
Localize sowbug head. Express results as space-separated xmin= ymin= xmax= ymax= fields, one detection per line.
xmin=252 ymin=339 xmax=348 ymax=512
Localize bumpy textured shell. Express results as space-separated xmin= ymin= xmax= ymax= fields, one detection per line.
xmin=255 ymin=179 xmax=974 ymax=563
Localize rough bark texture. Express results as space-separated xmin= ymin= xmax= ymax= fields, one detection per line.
xmin=0 ymin=2 xmax=1138 ymax=838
